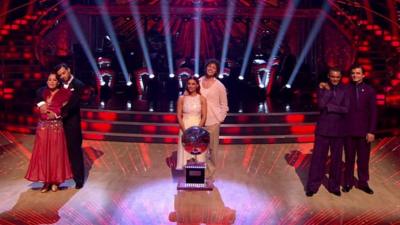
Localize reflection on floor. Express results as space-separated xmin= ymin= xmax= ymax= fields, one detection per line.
xmin=0 ymin=131 xmax=399 ymax=225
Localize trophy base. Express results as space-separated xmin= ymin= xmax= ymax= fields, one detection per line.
xmin=177 ymin=179 xmax=214 ymax=191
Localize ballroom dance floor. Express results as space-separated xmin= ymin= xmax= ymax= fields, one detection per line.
xmin=0 ymin=131 xmax=399 ymax=225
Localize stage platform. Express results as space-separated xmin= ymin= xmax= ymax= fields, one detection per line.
xmin=1 ymin=93 xmax=399 ymax=144
xmin=0 ymin=131 xmax=399 ymax=224
xmin=0 ymin=94 xmax=322 ymax=144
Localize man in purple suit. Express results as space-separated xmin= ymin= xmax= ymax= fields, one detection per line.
xmin=306 ymin=68 xmax=349 ymax=197
xmin=342 ymin=64 xmax=377 ymax=194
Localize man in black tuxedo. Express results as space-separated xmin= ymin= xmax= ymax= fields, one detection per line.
xmin=55 ymin=63 xmax=85 ymax=189
xmin=342 ymin=64 xmax=377 ymax=195
xmin=305 ymin=68 xmax=349 ymax=197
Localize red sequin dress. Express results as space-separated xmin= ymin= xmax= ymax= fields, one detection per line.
xmin=25 ymin=88 xmax=73 ymax=184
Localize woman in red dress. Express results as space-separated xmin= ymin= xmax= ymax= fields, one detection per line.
xmin=25 ymin=73 xmax=73 ymax=192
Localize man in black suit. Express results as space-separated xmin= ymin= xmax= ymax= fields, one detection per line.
xmin=342 ymin=64 xmax=377 ymax=194
xmin=55 ymin=63 xmax=85 ymax=189
xmin=306 ymin=68 xmax=349 ymax=197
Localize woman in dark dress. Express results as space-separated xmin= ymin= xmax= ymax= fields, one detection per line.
xmin=25 ymin=73 xmax=73 ymax=192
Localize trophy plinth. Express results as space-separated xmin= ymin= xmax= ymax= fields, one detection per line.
xmin=177 ymin=126 xmax=213 ymax=191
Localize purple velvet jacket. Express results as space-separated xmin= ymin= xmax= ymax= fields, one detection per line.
xmin=315 ymin=83 xmax=350 ymax=137
xmin=344 ymin=82 xmax=377 ymax=137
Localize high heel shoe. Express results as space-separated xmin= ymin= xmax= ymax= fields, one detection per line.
xmin=51 ymin=184 xmax=59 ymax=192
xmin=40 ymin=183 xmax=50 ymax=193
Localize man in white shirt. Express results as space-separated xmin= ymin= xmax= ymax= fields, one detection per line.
xmin=199 ymin=59 xmax=229 ymax=180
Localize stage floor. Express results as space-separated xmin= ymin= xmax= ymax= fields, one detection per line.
xmin=0 ymin=132 xmax=399 ymax=225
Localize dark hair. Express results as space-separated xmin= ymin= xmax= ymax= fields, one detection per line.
xmin=328 ymin=67 xmax=341 ymax=75
xmin=54 ymin=62 xmax=70 ymax=72
xmin=350 ymin=64 xmax=364 ymax=74
xmin=204 ymin=59 xmax=220 ymax=76
xmin=185 ymin=76 xmax=201 ymax=94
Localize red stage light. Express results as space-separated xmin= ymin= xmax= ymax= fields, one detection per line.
xmin=4 ymin=88 xmax=14 ymax=94
xmin=164 ymin=138 xmax=176 ymax=143
xmin=81 ymin=121 xmax=88 ymax=130
xmin=376 ymin=94 xmax=385 ymax=100
xmin=285 ymin=114 xmax=305 ymax=123
xmin=162 ymin=115 xmax=176 ymax=123
xmin=224 ymin=127 xmax=241 ymax=135
xmin=374 ymin=30 xmax=382 ymax=36
xmin=391 ymin=79 xmax=400 ymax=86
xmin=392 ymin=41 xmax=400 ymax=47
xmin=98 ymin=112 xmax=117 ymax=121
xmin=27 ymin=117 xmax=35 ymax=125
xmin=366 ymin=24 xmax=374 ymax=30
xmin=85 ymin=111 xmax=94 ymax=119
xmin=363 ymin=64 xmax=372 ymax=71
xmin=23 ymin=52 xmax=32 ymax=59
xmin=290 ymin=125 xmax=315 ymax=134
xmin=33 ymin=72 xmax=42 ymax=79
xmin=0 ymin=30 xmax=9 ymax=35
xmin=236 ymin=115 xmax=249 ymax=123
xmin=142 ymin=125 xmax=157 ymax=133
xmin=5 ymin=125 xmax=31 ymax=134
xmin=91 ymin=123 xmax=112 ymax=132
xmin=83 ymin=133 xmax=104 ymax=140
xmin=384 ymin=35 xmax=392 ymax=41
xmin=10 ymin=25 xmax=19 ymax=30
xmin=221 ymin=139 xmax=233 ymax=144
xmin=297 ymin=136 xmax=314 ymax=143
xmin=358 ymin=46 xmax=369 ymax=51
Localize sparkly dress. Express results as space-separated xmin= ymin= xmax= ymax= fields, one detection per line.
xmin=25 ymin=88 xmax=73 ymax=184
xmin=176 ymin=94 xmax=206 ymax=170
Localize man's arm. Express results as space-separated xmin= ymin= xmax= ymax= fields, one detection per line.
xmin=368 ymin=88 xmax=377 ymax=134
xmin=217 ymin=84 xmax=228 ymax=123
xmin=35 ymin=86 xmax=47 ymax=113
xmin=61 ymin=79 xmax=83 ymax=118
xmin=326 ymin=87 xmax=350 ymax=114
xmin=317 ymin=88 xmax=332 ymax=110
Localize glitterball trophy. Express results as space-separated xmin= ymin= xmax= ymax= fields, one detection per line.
xmin=177 ymin=126 xmax=213 ymax=190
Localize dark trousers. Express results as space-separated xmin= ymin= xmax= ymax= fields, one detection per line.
xmin=64 ymin=124 xmax=85 ymax=185
xmin=306 ymin=135 xmax=343 ymax=192
xmin=344 ymin=136 xmax=371 ymax=187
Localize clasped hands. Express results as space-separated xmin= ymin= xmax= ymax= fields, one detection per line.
xmin=39 ymin=104 xmax=57 ymax=119
xmin=319 ymin=82 xmax=330 ymax=90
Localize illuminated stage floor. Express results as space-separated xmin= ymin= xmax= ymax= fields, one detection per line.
xmin=0 ymin=132 xmax=399 ymax=224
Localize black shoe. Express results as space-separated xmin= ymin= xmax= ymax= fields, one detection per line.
xmin=342 ymin=185 xmax=352 ymax=193
xmin=75 ymin=183 xmax=84 ymax=189
xmin=358 ymin=185 xmax=374 ymax=194
xmin=329 ymin=190 xmax=341 ymax=197
xmin=305 ymin=190 xmax=316 ymax=197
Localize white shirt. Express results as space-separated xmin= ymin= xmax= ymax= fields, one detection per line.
xmin=199 ymin=77 xmax=229 ymax=126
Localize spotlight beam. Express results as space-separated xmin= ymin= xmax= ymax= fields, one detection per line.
xmin=262 ymin=0 xmax=300 ymax=86
xmin=287 ymin=1 xmax=330 ymax=86
xmin=161 ymin=0 xmax=174 ymax=76
xmin=238 ymin=2 xmax=266 ymax=79
xmin=219 ymin=1 xmax=236 ymax=75
xmin=129 ymin=1 xmax=154 ymax=75
xmin=194 ymin=3 xmax=202 ymax=77
xmin=61 ymin=1 xmax=100 ymax=77
xmin=96 ymin=0 xmax=130 ymax=82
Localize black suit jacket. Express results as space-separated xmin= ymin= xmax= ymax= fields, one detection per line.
xmin=315 ymin=83 xmax=350 ymax=137
xmin=61 ymin=78 xmax=84 ymax=141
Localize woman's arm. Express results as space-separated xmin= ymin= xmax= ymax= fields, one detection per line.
xmin=176 ymin=96 xmax=185 ymax=131
xmin=200 ymin=96 xmax=207 ymax=127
